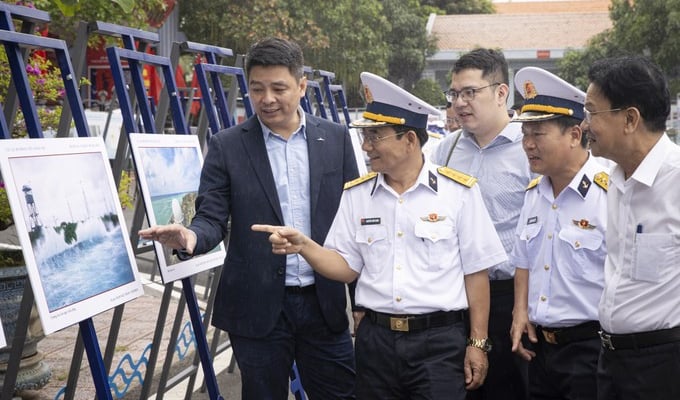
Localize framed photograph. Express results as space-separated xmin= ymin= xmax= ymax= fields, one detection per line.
xmin=128 ymin=133 xmax=226 ymax=283
xmin=0 ymin=137 xmax=143 ymax=335
xmin=0 ymin=317 xmax=6 ymax=349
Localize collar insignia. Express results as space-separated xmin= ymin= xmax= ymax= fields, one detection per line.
xmin=577 ymin=174 xmax=591 ymax=197
xmin=428 ymin=171 xmax=438 ymax=192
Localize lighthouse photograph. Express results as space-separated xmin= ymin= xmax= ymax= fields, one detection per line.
xmin=0 ymin=137 xmax=142 ymax=335
xmin=129 ymin=133 xmax=225 ymax=283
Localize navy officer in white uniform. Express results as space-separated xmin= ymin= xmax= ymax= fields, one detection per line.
xmin=509 ymin=67 xmax=609 ymax=400
xmin=253 ymin=72 xmax=507 ymax=399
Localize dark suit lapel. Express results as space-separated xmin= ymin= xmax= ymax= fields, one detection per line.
xmin=307 ymin=116 xmax=327 ymax=218
xmin=240 ymin=118 xmax=285 ymax=224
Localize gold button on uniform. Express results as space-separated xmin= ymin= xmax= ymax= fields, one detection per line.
xmin=575 ymin=241 xmax=581 ymax=248
xmin=396 ymin=296 xmax=402 ymax=302
xmin=367 ymin=237 xmax=373 ymax=243
xmin=397 ymin=231 xmax=403 ymax=237
xmin=544 ymin=264 xmax=550 ymax=271
xmin=552 ymin=204 xmax=557 ymax=210
xmin=399 ymin=198 xmax=404 ymax=204
xmin=547 ymin=234 xmax=553 ymax=239
xmin=540 ymin=295 xmax=547 ymax=302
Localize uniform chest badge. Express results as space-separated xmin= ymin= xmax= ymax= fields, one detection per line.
xmin=421 ymin=213 xmax=446 ymax=222
xmin=573 ymin=219 xmax=596 ymax=230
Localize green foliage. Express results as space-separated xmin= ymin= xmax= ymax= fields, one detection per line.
xmin=384 ymin=0 xmax=438 ymax=91
xmin=412 ymin=78 xmax=447 ymax=108
xmin=0 ymin=182 xmax=12 ymax=231
xmin=179 ymin=0 xmax=389 ymax=107
xmin=179 ymin=0 xmax=328 ymax=57
xmin=181 ymin=0 xmax=490 ymax=106
xmin=420 ymin=0 xmax=494 ymax=14
xmin=22 ymin=0 xmax=166 ymax=45
xmin=302 ymin=0 xmax=389 ymax=106
xmin=558 ymin=0 xmax=680 ymax=96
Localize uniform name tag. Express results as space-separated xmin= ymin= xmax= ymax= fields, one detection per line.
xmin=527 ymin=216 xmax=538 ymax=225
xmin=361 ymin=217 xmax=381 ymax=225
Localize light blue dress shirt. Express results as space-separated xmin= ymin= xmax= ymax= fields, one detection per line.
xmin=260 ymin=108 xmax=314 ymax=287
xmin=431 ymin=122 xmax=533 ymax=280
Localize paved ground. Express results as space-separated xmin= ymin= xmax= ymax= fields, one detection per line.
xmin=11 ymin=258 xmax=251 ymax=400
xmin=5 ymin=203 xmax=303 ymax=400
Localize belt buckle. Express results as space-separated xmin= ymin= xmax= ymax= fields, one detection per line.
xmin=390 ymin=317 xmax=409 ymax=332
xmin=542 ymin=330 xmax=558 ymax=344
xmin=599 ymin=330 xmax=616 ymax=350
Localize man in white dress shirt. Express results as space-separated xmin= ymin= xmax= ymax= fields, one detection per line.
xmin=254 ymin=71 xmax=507 ymax=399
xmin=584 ymin=56 xmax=680 ymax=400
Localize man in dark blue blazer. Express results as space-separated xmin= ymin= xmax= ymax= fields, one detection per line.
xmin=140 ymin=37 xmax=358 ymax=399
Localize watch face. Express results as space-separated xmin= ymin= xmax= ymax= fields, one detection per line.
xmin=483 ymin=340 xmax=493 ymax=352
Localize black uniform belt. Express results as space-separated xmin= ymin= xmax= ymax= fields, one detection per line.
xmin=365 ymin=309 xmax=463 ymax=333
xmin=599 ymin=326 xmax=680 ymax=351
xmin=284 ymin=284 xmax=316 ymax=294
xmin=537 ymin=321 xmax=600 ymax=345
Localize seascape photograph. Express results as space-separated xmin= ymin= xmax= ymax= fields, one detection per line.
xmin=129 ymin=133 xmax=226 ymax=283
xmin=0 ymin=137 xmax=142 ymax=335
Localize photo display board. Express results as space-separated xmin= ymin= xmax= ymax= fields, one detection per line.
xmin=129 ymin=133 xmax=226 ymax=283
xmin=0 ymin=137 xmax=143 ymax=335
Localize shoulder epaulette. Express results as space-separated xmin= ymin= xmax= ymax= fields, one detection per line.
xmin=594 ymin=171 xmax=609 ymax=192
xmin=526 ymin=176 xmax=543 ymax=190
xmin=344 ymin=172 xmax=378 ymax=190
xmin=437 ymin=166 xmax=477 ymax=188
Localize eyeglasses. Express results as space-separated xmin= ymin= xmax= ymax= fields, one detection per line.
xmin=583 ymin=107 xmax=622 ymax=123
xmin=444 ymin=83 xmax=501 ymax=103
xmin=359 ymin=130 xmax=406 ymax=145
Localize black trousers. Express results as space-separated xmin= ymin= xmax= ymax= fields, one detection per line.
xmin=527 ymin=334 xmax=599 ymax=400
xmin=466 ymin=281 xmax=529 ymax=400
xmin=598 ymin=340 xmax=680 ymax=400
xmin=355 ymin=316 xmax=467 ymax=400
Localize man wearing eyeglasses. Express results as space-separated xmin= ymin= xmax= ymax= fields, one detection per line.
xmin=584 ymin=56 xmax=680 ymax=400
xmin=254 ymin=71 xmax=507 ymax=399
xmin=431 ymin=48 xmax=532 ymax=400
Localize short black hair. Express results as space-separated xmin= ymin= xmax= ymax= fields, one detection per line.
xmin=453 ymin=48 xmax=509 ymax=85
xmin=245 ymin=37 xmax=304 ymax=80
xmin=554 ymin=116 xmax=588 ymax=148
xmin=588 ymin=56 xmax=669 ymax=132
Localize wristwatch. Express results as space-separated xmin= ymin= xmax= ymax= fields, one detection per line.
xmin=467 ymin=337 xmax=492 ymax=353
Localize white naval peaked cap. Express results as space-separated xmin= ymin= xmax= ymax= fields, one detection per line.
xmin=350 ymin=72 xmax=441 ymax=129
xmin=513 ymin=66 xmax=586 ymax=122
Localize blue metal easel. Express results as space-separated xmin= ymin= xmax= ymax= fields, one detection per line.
xmin=107 ymin=43 xmax=224 ymax=400
xmin=193 ymin=61 xmax=252 ymax=138
xmin=0 ymin=20 xmax=120 ymax=400
xmin=301 ymin=66 xmax=329 ymax=119
xmin=317 ymin=69 xmax=352 ymax=127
